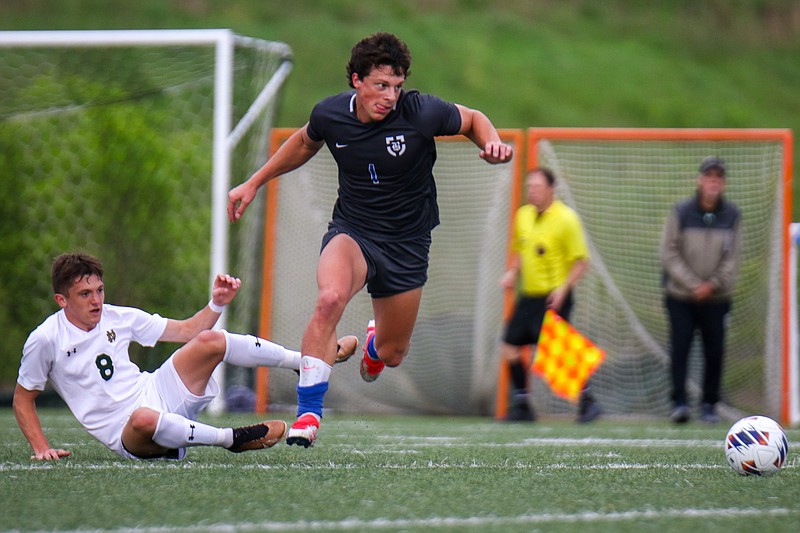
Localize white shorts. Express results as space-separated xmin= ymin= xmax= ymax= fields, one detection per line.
xmin=105 ymin=353 xmax=219 ymax=460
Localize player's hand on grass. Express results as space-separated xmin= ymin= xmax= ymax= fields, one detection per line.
xmin=32 ymin=448 xmax=71 ymax=461
xmin=480 ymin=141 xmax=513 ymax=164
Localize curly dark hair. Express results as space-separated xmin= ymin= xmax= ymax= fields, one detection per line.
xmin=346 ymin=32 xmax=411 ymax=88
xmin=51 ymin=252 xmax=104 ymax=295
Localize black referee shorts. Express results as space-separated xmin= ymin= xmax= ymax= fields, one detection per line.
xmin=503 ymin=292 xmax=573 ymax=346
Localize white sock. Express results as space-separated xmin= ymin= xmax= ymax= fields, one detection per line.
xmin=153 ymin=412 xmax=234 ymax=449
xmin=222 ymin=330 xmax=300 ymax=369
xmin=298 ymin=355 xmax=332 ymax=387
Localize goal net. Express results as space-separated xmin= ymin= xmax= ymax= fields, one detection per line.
xmin=521 ymin=128 xmax=793 ymax=422
xmin=256 ymin=129 xmax=525 ymax=415
xmin=0 ymin=30 xmax=291 ymax=389
xmin=255 ymin=127 xmax=792 ymax=421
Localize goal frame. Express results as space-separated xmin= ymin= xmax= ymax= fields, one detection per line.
xmin=0 ymin=29 xmax=293 ymax=412
xmin=512 ymin=127 xmax=793 ymax=423
xmin=253 ymin=127 xmax=526 ymax=413
xmin=0 ymin=29 xmax=292 ymax=303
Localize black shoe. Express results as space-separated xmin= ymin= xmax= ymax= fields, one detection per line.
xmin=576 ymin=396 xmax=602 ymax=423
xmin=228 ymin=420 xmax=287 ymax=453
xmin=670 ymin=405 xmax=690 ymax=424
xmin=699 ymin=403 xmax=720 ymax=424
xmin=505 ymin=402 xmax=535 ymax=422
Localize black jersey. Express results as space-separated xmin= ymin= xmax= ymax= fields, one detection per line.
xmin=306 ymin=90 xmax=462 ymax=240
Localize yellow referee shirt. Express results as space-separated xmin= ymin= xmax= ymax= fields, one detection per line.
xmin=512 ymin=200 xmax=589 ymax=296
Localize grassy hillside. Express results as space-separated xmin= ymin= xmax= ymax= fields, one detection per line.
xmin=1 ymin=0 xmax=798 ymax=198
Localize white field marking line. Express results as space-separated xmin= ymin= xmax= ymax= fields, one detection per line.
xmin=0 ymin=462 xmax=236 ymax=472
xmin=522 ymin=437 xmax=724 ymax=446
xmin=0 ymin=460 xmax=745 ymax=473
xmin=5 ymin=507 xmax=795 ymax=533
xmin=246 ymin=462 xmax=735 ymax=471
xmin=369 ymin=436 xmax=726 ymax=447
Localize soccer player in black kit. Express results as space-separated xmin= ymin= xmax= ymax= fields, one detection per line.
xmin=228 ymin=32 xmax=513 ymax=447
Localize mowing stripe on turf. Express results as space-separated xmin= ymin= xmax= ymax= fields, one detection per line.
xmin=5 ymin=507 xmax=795 ymax=532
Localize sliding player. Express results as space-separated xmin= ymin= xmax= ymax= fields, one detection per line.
xmin=14 ymin=252 xmax=357 ymax=460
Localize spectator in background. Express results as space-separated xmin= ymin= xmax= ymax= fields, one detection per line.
xmin=660 ymin=156 xmax=742 ymax=424
xmin=498 ymin=167 xmax=601 ymax=423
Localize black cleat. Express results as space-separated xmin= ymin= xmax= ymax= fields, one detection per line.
xmin=576 ymin=393 xmax=603 ymax=423
xmin=504 ymin=402 xmax=536 ymax=422
xmin=228 ymin=420 xmax=287 ymax=453
xmin=670 ymin=405 xmax=691 ymax=424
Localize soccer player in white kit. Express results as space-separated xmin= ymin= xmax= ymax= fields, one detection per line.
xmin=13 ymin=253 xmax=358 ymax=460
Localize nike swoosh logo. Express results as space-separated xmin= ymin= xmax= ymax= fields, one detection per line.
xmin=302 ymin=365 xmax=315 ymax=371
xmin=335 ymin=142 xmax=348 ymax=148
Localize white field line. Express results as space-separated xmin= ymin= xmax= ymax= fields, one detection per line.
xmin=3 ymin=507 xmax=795 ymax=533
xmin=0 ymin=461 xmax=735 ymax=472
xmin=3 ymin=435 xmax=798 ymax=473
xmin=372 ymin=436 xmax=726 ymax=447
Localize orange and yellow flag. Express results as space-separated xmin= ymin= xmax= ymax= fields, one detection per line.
xmin=531 ymin=310 xmax=605 ymax=404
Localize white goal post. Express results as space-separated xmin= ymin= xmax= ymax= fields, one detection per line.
xmin=0 ymin=28 xmax=291 ymax=299
xmin=789 ymin=222 xmax=800 ymax=424
xmin=0 ymin=30 xmax=292 ymax=412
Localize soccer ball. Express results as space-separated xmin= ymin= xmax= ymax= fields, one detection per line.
xmin=724 ymin=415 xmax=789 ymax=476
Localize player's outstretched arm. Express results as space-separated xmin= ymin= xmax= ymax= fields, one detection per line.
xmin=159 ymin=274 xmax=242 ymax=343
xmin=456 ymin=104 xmax=513 ymax=164
xmin=228 ymin=125 xmax=325 ymax=222
xmin=13 ymin=384 xmax=71 ymax=461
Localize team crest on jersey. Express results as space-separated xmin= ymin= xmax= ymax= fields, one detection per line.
xmin=106 ymin=330 xmax=116 ymax=343
xmin=386 ymin=135 xmax=406 ymax=157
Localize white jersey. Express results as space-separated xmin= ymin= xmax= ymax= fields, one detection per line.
xmin=18 ymin=304 xmax=168 ymax=448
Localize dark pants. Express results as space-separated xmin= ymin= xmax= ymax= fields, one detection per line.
xmin=665 ymin=296 xmax=730 ymax=406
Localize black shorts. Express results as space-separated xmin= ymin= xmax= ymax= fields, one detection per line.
xmin=321 ymin=224 xmax=431 ymax=298
xmin=503 ymin=292 xmax=573 ymax=346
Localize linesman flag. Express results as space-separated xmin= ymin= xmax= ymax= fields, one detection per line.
xmin=531 ymin=310 xmax=605 ymax=403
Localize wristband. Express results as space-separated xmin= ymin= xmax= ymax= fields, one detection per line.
xmin=208 ymin=300 xmax=226 ymax=313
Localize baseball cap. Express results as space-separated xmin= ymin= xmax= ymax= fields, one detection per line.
xmin=699 ymin=156 xmax=726 ymax=176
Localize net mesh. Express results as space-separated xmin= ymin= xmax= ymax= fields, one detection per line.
xmin=529 ymin=133 xmax=787 ymax=420
xmin=261 ymin=128 xmax=788 ymax=419
xmin=0 ymin=34 xmax=289 ymax=379
xmin=263 ymin=131 xmax=524 ymax=415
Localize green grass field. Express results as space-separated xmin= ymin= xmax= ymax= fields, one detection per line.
xmin=1 ymin=408 xmax=798 ymax=532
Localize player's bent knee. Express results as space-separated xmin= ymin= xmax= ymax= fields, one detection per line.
xmin=314 ymin=288 xmax=349 ymax=320
xmin=127 ymin=408 xmax=160 ymax=435
xmin=192 ymin=329 xmax=226 ymax=352
xmin=378 ymin=344 xmax=409 ymax=367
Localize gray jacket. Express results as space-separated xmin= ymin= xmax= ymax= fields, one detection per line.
xmin=660 ymin=195 xmax=742 ymax=302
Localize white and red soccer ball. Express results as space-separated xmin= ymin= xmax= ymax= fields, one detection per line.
xmin=725 ymin=415 xmax=788 ymax=476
